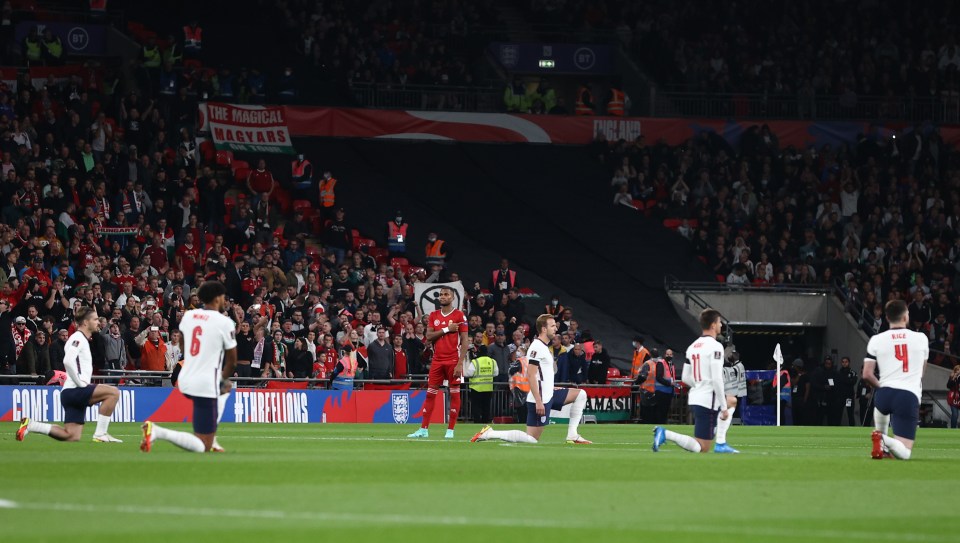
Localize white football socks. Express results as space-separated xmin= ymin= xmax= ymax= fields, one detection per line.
xmin=874 ymin=409 xmax=890 ymax=435
xmin=566 ymin=390 xmax=587 ymax=440
xmin=27 ymin=420 xmax=52 ymax=435
xmin=880 ymin=435 xmax=912 ymax=460
xmin=715 ymin=407 xmax=734 ymax=444
xmin=94 ymin=414 xmax=112 ymax=437
xmin=483 ymin=429 xmax=538 ymax=444
xmin=664 ymin=429 xmax=702 ymax=452
xmin=151 ymin=424 xmax=206 ymax=453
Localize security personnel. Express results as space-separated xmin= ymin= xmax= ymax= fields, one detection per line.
xmin=23 ymin=29 xmax=43 ymax=65
xmin=41 ymin=29 xmax=64 ymax=65
xmin=465 ymin=345 xmax=499 ymax=423
xmin=629 ymin=335 xmax=650 ymax=380
xmin=606 ymin=87 xmax=626 ymax=116
xmin=386 ymin=211 xmax=408 ymax=255
xmin=508 ymin=349 xmax=529 ymax=423
xmin=424 ymin=232 xmax=447 ymax=267
xmin=162 ymin=34 xmax=182 ymax=66
xmin=318 ymin=170 xmax=336 ymax=211
xmin=653 ymin=349 xmax=677 ymax=423
xmin=329 ymin=344 xmax=364 ymax=390
xmin=837 ymin=356 xmax=858 ymax=426
xmin=141 ymin=36 xmax=162 ymax=69
xmin=290 ymin=153 xmax=313 ymax=199
xmin=574 ymin=84 xmax=595 ymax=115
xmin=503 ymin=78 xmax=527 ymax=112
xmin=183 ymin=20 xmax=203 ymax=57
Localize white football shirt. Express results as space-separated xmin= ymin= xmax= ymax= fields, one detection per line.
xmin=865 ymin=327 xmax=927 ymax=401
xmin=177 ymin=309 xmax=238 ymax=398
xmin=526 ymin=338 xmax=556 ymax=404
xmin=683 ymin=335 xmax=726 ymax=410
xmin=62 ymin=331 xmax=92 ymax=390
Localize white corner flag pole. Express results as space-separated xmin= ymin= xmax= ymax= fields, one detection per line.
xmin=773 ymin=343 xmax=783 ymax=427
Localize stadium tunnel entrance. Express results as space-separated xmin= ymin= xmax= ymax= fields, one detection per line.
xmin=727 ymin=323 xmax=824 ymax=371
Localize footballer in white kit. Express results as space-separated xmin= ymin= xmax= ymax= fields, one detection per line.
xmin=470 ymin=314 xmax=591 ymax=444
xmin=862 ymin=300 xmax=927 ymax=460
xmin=16 ymin=307 xmax=123 ymax=443
xmin=653 ymin=309 xmax=729 ymax=454
xmin=141 ymin=281 xmax=238 ymax=454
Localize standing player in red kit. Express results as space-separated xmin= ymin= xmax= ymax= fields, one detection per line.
xmin=408 ymin=286 xmax=468 ymax=439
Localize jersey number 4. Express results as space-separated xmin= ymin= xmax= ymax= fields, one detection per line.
xmin=190 ymin=326 xmax=203 ymax=356
xmin=894 ymin=343 xmax=909 ymax=372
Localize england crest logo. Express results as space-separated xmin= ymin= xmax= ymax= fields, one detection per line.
xmin=391 ymin=392 xmax=410 ymax=424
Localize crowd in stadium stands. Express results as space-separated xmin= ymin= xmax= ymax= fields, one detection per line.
xmin=276 ymin=0 xmax=500 ymax=89
xmin=0 ymin=11 xmax=618 ymax=393
xmin=602 ymin=123 xmax=960 ymax=367
xmin=530 ymin=0 xmax=960 ymax=101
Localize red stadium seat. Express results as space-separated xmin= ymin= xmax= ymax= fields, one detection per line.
xmin=663 ymin=219 xmax=682 ymax=229
xmin=357 ymin=238 xmax=376 ymax=250
xmin=369 ymin=247 xmax=389 ymax=264
xmin=389 ymin=257 xmax=409 ymax=269
xmin=310 ymin=215 xmax=323 ymax=235
xmin=631 ymin=199 xmax=645 ymax=210
xmin=716 ymin=274 xmax=726 ymax=282
xmin=199 ymin=140 xmax=215 ymax=164
xmin=215 ymin=150 xmax=233 ymax=167
xmin=231 ymin=159 xmax=249 ymax=174
xmin=233 ymin=166 xmax=250 ymax=184
xmin=306 ymin=246 xmax=321 ymax=262
xmin=293 ymin=200 xmax=313 ymax=217
xmin=406 ymin=266 xmax=425 ymax=278
xmin=606 ymin=367 xmax=621 ymax=379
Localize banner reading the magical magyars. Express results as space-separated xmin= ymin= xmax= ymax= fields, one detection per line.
xmin=198 ymin=102 xmax=295 ymax=154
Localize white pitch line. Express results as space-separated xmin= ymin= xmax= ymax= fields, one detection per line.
xmin=0 ymin=499 xmax=951 ymax=542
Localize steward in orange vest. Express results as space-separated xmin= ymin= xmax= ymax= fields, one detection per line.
xmin=491 ymin=259 xmax=517 ymax=295
xmin=290 ymin=154 xmax=313 ymax=190
xmin=318 ymin=171 xmax=337 ymax=209
xmin=183 ymin=22 xmax=202 ymax=55
xmin=425 ymin=233 xmax=447 ymax=266
xmin=574 ymin=85 xmax=594 ymax=115
xmin=630 ymin=336 xmax=650 ymax=380
xmin=387 ymin=211 xmax=408 ymax=254
xmin=607 ymin=88 xmax=625 ymax=116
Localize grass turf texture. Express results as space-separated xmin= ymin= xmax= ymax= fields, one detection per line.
xmin=0 ymin=423 xmax=957 ymax=543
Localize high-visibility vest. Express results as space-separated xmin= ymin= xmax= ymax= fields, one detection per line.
xmin=777 ymin=369 xmax=792 ymax=403
xmin=339 ymin=352 xmax=357 ymax=378
xmin=469 ymin=355 xmax=497 ymax=393
xmin=44 ymin=38 xmax=63 ymax=59
xmin=387 ymin=222 xmax=408 ymax=249
xmin=425 ymin=239 xmax=446 ymax=265
xmin=640 ymin=360 xmax=658 ymax=393
xmin=163 ymin=43 xmax=181 ymax=65
xmin=142 ymin=45 xmax=161 ymax=68
xmin=291 ymin=159 xmax=311 ymax=179
xmin=318 ymin=178 xmax=336 ymax=207
xmin=492 ymin=269 xmax=516 ymax=290
xmin=25 ymin=38 xmax=42 ymax=61
xmin=640 ymin=358 xmax=677 ymax=393
xmin=630 ymin=346 xmax=650 ymax=379
xmin=511 ymin=357 xmax=530 ymax=392
xmin=574 ymin=86 xmax=593 ymax=115
xmin=607 ymin=88 xmax=625 ymax=116
xmin=183 ymin=25 xmax=202 ymax=50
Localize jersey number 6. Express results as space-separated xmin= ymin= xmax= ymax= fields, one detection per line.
xmin=190 ymin=326 xmax=203 ymax=356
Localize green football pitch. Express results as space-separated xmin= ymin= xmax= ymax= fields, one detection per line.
xmin=1 ymin=422 xmax=957 ymax=543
